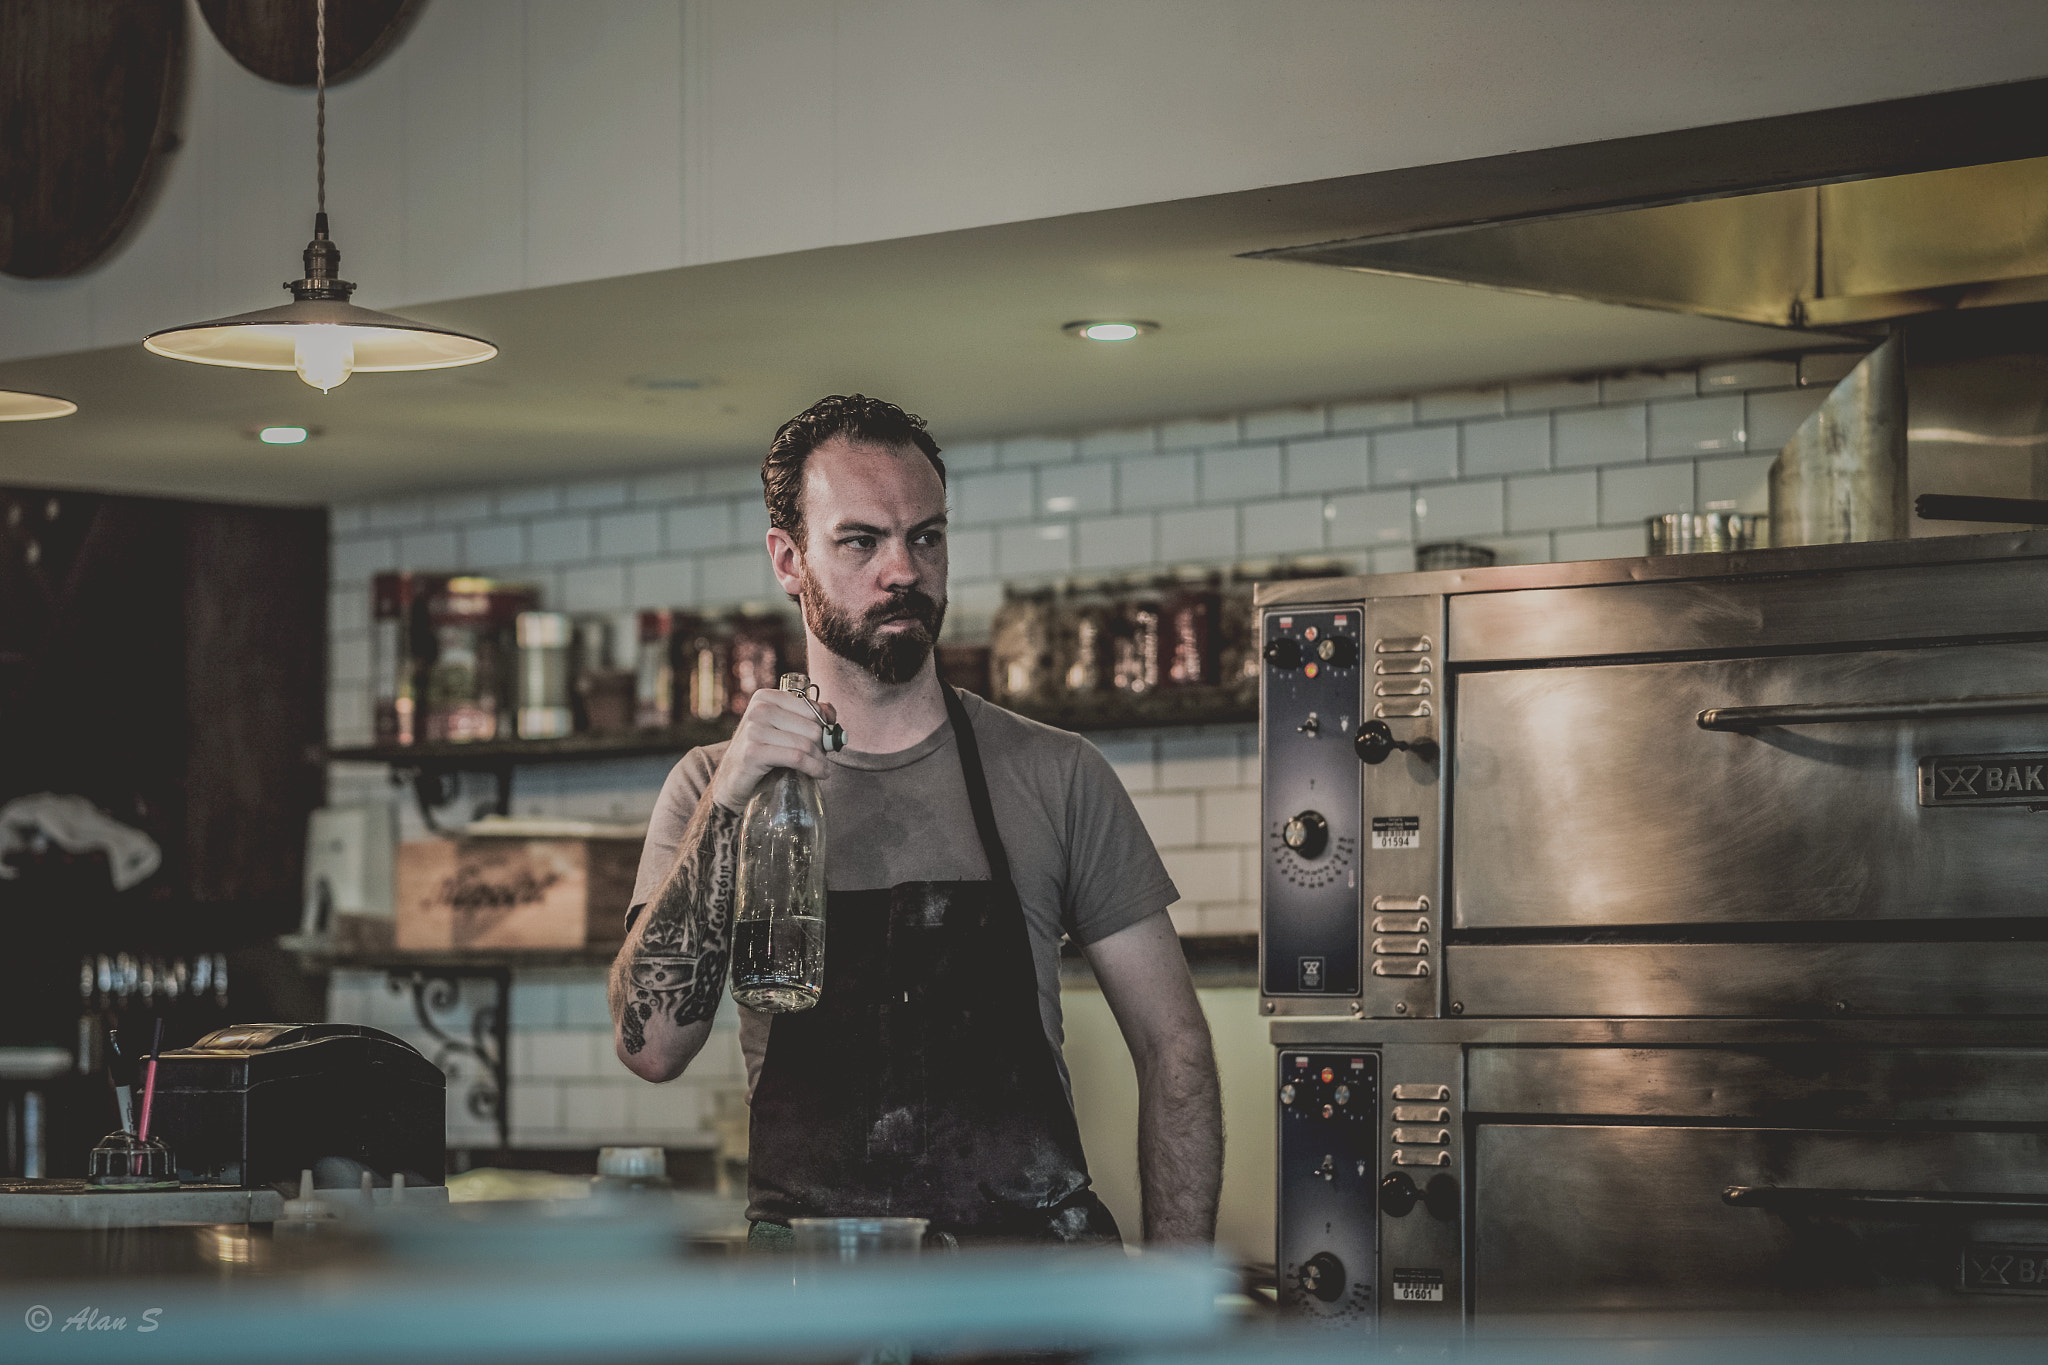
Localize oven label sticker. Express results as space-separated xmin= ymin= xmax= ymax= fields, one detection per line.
xmin=1962 ymin=1244 xmax=2048 ymax=1293
xmin=1297 ymin=957 xmax=1325 ymax=991
xmin=1391 ymin=1267 xmax=1444 ymax=1302
xmin=1372 ymin=816 xmax=1421 ymax=850
xmin=1920 ymin=752 xmax=2048 ymax=807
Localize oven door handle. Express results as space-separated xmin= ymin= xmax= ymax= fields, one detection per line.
xmin=1698 ymin=693 xmax=2048 ymax=732
xmin=1724 ymin=1185 xmax=2048 ymax=1215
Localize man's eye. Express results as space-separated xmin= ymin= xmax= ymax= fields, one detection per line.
xmin=914 ymin=531 xmax=944 ymax=547
xmin=843 ymin=536 xmax=876 ymax=550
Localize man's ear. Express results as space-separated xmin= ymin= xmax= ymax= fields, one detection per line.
xmin=767 ymin=526 xmax=805 ymax=597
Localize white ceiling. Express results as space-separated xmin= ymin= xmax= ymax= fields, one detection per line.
xmin=0 ymin=185 xmax=1810 ymax=507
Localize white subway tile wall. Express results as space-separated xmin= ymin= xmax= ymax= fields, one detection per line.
xmin=327 ymin=352 xmax=1846 ymax=751
xmin=323 ymin=351 xmax=1850 ymax=1148
xmin=1460 ymin=415 xmax=1551 ymax=477
xmin=326 ymin=355 xmax=1849 ymax=743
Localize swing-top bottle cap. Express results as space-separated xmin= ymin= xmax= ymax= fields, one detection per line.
xmin=780 ymin=673 xmax=845 ymax=751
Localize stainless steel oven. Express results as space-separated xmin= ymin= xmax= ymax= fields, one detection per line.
xmin=1258 ymin=531 xmax=2048 ymax=1327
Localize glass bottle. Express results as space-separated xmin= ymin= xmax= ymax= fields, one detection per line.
xmin=731 ymin=674 xmax=829 ymax=1012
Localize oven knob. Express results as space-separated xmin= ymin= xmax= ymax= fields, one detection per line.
xmin=1379 ymin=1171 xmax=1419 ymax=1217
xmin=1278 ymin=1083 xmax=1296 ymax=1106
xmin=1264 ymin=637 xmax=1301 ymax=671
xmin=1282 ymin=810 xmax=1329 ymax=859
xmin=1316 ymin=636 xmax=1358 ymax=668
xmin=1355 ymin=719 xmax=1441 ymax=766
xmin=1299 ymin=1251 xmax=1346 ymax=1303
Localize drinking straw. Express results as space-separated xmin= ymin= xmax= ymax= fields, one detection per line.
xmin=136 ymin=1017 xmax=166 ymax=1142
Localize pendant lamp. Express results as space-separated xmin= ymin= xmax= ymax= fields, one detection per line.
xmin=0 ymin=391 xmax=78 ymax=421
xmin=144 ymin=0 xmax=494 ymax=391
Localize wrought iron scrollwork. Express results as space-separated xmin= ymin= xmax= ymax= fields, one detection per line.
xmin=387 ymin=967 xmax=510 ymax=1148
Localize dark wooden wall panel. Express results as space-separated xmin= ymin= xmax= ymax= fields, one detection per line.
xmin=183 ymin=503 xmax=327 ymax=911
xmin=0 ymin=488 xmax=325 ymax=919
xmin=0 ymin=490 xmax=188 ymax=881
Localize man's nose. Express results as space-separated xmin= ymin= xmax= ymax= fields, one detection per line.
xmin=877 ymin=537 xmax=918 ymax=590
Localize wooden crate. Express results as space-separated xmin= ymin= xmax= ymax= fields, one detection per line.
xmin=395 ymin=837 xmax=639 ymax=951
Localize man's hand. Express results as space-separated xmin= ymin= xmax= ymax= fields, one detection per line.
xmin=1084 ymin=913 xmax=1223 ymax=1244
xmin=710 ymin=688 xmax=838 ymax=814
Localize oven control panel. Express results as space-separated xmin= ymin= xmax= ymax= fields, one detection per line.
xmin=1261 ymin=607 xmax=1365 ymax=1001
xmin=1261 ymin=595 xmax=1443 ymax=1017
xmin=1278 ymin=1050 xmax=1378 ymax=1325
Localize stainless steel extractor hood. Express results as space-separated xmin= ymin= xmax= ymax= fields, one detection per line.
xmin=1252 ymin=156 xmax=2048 ymax=332
xmin=1256 ymin=154 xmax=2048 ymax=542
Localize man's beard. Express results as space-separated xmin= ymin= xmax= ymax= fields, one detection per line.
xmin=801 ymin=575 xmax=946 ymax=685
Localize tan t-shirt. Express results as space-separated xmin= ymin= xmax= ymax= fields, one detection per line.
xmin=627 ymin=690 xmax=1178 ymax=1093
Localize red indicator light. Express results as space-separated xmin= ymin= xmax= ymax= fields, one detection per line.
xmin=1320 ymin=1068 xmax=1335 ymax=1083
xmin=1304 ymin=626 xmax=1319 ymax=642
xmin=1303 ymin=661 xmax=1319 ymax=678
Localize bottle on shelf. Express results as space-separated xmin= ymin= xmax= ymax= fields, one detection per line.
xmin=1054 ymin=577 xmax=1114 ymax=698
xmin=988 ymin=585 xmax=1056 ymax=708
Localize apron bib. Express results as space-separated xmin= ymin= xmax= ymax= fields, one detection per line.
xmin=746 ymin=685 xmax=1118 ymax=1244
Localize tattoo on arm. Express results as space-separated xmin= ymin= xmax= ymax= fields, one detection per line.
xmin=616 ymin=797 xmax=740 ymax=1056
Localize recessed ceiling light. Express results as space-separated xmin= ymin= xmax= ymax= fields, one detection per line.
xmin=1063 ymin=320 xmax=1158 ymax=342
xmin=257 ymin=426 xmax=311 ymax=445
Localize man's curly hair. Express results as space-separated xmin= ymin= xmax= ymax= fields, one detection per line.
xmin=762 ymin=394 xmax=945 ymax=542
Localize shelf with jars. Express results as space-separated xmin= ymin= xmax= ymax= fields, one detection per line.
xmin=332 ymin=573 xmax=795 ymax=829
xmin=329 ymin=563 xmax=1352 ymax=824
xmin=976 ymin=561 xmax=1356 ymax=729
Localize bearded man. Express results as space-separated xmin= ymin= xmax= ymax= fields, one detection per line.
xmin=610 ymin=394 xmax=1223 ymax=1248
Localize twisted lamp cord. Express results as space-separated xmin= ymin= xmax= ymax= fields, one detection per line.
xmin=315 ymin=0 xmax=327 ymax=217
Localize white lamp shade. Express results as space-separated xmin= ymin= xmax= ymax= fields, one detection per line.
xmin=0 ymin=390 xmax=78 ymax=421
xmin=144 ymin=298 xmax=496 ymax=373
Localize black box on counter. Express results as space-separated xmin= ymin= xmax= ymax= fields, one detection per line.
xmin=151 ymin=1023 xmax=445 ymax=1191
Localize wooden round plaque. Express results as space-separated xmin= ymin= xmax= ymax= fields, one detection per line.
xmin=0 ymin=0 xmax=186 ymax=280
xmin=198 ymin=0 xmax=426 ymax=88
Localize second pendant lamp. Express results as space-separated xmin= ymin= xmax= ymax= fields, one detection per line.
xmin=144 ymin=0 xmax=494 ymax=391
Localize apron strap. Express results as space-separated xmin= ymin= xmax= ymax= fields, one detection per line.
xmin=940 ymin=683 xmax=1016 ymax=894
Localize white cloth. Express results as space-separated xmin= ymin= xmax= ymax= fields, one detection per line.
xmin=0 ymin=793 xmax=162 ymax=891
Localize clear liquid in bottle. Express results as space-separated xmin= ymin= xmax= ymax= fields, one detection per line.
xmin=731 ymin=675 xmax=829 ymax=1012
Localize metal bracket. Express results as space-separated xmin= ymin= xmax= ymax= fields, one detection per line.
xmin=393 ymin=762 xmax=514 ymax=835
xmin=387 ymin=967 xmax=511 ymax=1149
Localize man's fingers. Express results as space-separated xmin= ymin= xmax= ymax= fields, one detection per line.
xmin=736 ymin=711 xmax=829 ymax=759
xmin=733 ymin=733 xmax=830 ymax=780
xmin=749 ymin=709 xmax=825 ymax=743
xmin=719 ymin=691 xmax=836 ymax=809
xmin=742 ymin=691 xmax=826 ymax=739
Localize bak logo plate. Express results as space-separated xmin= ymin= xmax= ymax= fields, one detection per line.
xmin=1920 ymin=752 xmax=2048 ymax=806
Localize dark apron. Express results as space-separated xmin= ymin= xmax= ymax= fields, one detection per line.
xmin=746 ymin=684 xmax=1120 ymax=1246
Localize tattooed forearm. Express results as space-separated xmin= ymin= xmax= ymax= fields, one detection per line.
xmin=613 ymin=795 xmax=741 ymax=1057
